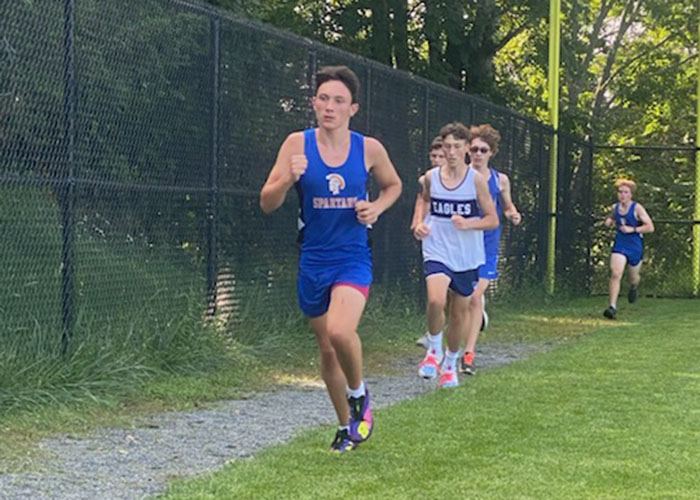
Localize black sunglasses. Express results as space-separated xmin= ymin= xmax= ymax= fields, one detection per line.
xmin=469 ymin=146 xmax=490 ymax=154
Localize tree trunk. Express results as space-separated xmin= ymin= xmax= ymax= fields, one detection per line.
xmin=389 ymin=0 xmax=409 ymax=70
xmin=370 ymin=0 xmax=392 ymax=65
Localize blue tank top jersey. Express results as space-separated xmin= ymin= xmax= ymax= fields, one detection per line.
xmin=482 ymin=168 xmax=503 ymax=257
xmin=613 ymin=201 xmax=643 ymax=252
xmin=296 ymin=128 xmax=370 ymax=266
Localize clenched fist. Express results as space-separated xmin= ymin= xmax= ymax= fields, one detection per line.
xmin=451 ymin=214 xmax=472 ymax=230
xmin=290 ymin=154 xmax=308 ymax=182
xmin=507 ymin=210 xmax=522 ymax=226
xmin=355 ymin=200 xmax=380 ymax=225
xmin=413 ymin=222 xmax=430 ymax=240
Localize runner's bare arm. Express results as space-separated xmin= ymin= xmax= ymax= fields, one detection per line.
xmin=260 ymin=132 xmax=305 ymax=214
xmin=634 ymin=203 xmax=655 ymax=234
xmin=499 ymin=173 xmax=521 ymax=225
xmin=410 ymin=175 xmax=428 ymax=230
xmin=356 ymin=137 xmax=402 ymax=224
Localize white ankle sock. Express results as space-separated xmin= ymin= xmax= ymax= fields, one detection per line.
xmin=428 ymin=331 xmax=443 ymax=359
xmin=347 ymin=381 xmax=366 ymax=399
xmin=442 ymin=350 xmax=459 ymax=373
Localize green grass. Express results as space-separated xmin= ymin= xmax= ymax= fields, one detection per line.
xmin=159 ymin=298 xmax=700 ymax=500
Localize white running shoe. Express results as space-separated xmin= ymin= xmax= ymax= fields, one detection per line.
xmin=415 ymin=333 xmax=429 ymax=348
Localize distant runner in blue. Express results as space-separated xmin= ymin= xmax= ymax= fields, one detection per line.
xmin=260 ymin=66 xmax=402 ymax=452
xmin=603 ymin=179 xmax=654 ymax=319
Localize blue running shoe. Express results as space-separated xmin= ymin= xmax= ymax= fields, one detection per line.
xmin=330 ymin=428 xmax=356 ymax=452
xmin=348 ymin=389 xmax=373 ymax=443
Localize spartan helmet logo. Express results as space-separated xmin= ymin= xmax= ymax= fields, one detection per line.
xmin=325 ymin=173 xmax=346 ymax=195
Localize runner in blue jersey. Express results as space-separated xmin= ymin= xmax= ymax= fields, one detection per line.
xmin=603 ymin=179 xmax=654 ymax=319
xmin=260 ymin=66 xmax=402 ymax=452
xmin=460 ymin=124 xmax=521 ymax=375
xmin=412 ymin=122 xmax=498 ymax=388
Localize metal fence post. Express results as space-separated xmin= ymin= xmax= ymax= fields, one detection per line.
xmin=694 ymin=14 xmax=700 ymax=297
xmin=586 ymin=143 xmax=595 ymax=294
xmin=307 ymin=46 xmax=317 ymax=127
xmin=364 ymin=66 xmax=371 ymax=134
xmin=419 ymin=84 xmax=430 ymax=305
xmin=61 ymin=0 xmax=76 ymax=353
xmin=206 ymin=17 xmax=220 ymax=316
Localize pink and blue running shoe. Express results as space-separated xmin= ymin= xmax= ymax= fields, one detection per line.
xmin=330 ymin=428 xmax=356 ymax=452
xmin=418 ymin=351 xmax=442 ymax=379
xmin=348 ymin=389 xmax=373 ymax=443
xmin=439 ymin=370 xmax=459 ymax=388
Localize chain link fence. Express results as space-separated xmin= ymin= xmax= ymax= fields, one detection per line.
xmin=1 ymin=0 xmax=597 ymax=346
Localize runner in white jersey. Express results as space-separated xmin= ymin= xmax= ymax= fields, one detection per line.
xmin=412 ymin=122 xmax=498 ymax=388
xmin=411 ymin=137 xmax=447 ymax=349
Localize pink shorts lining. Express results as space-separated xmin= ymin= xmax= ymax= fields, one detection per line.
xmin=332 ymin=282 xmax=370 ymax=300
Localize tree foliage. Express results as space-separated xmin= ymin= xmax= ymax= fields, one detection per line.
xmin=210 ymin=0 xmax=696 ymax=148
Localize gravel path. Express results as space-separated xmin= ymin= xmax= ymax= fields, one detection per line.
xmin=0 ymin=343 xmax=544 ymax=500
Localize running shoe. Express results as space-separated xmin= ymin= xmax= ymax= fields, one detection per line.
xmin=628 ymin=286 xmax=638 ymax=304
xmin=348 ymin=389 xmax=373 ymax=443
xmin=603 ymin=305 xmax=617 ymax=319
xmin=418 ymin=351 xmax=442 ymax=379
xmin=415 ymin=333 xmax=429 ymax=348
xmin=459 ymin=351 xmax=475 ymax=375
xmin=438 ymin=370 xmax=459 ymax=388
xmin=330 ymin=428 xmax=356 ymax=452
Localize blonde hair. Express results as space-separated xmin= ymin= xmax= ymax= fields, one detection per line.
xmin=614 ymin=178 xmax=637 ymax=194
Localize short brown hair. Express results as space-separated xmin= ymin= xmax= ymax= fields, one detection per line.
xmin=430 ymin=136 xmax=443 ymax=151
xmin=315 ymin=65 xmax=361 ymax=103
xmin=615 ymin=178 xmax=637 ymax=194
xmin=439 ymin=122 xmax=470 ymax=142
xmin=469 ymin=124 xmax=501 ymax=156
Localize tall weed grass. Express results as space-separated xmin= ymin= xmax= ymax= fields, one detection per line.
xmin=0 ymin=292 xmax=252 ymax=418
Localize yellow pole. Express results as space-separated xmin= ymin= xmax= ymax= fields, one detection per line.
xmin=694 ymin=11 xmax=700 ymax=296
xmin=547 ymin=0 xmax=561 ymax=294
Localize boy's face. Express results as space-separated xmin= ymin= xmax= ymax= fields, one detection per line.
xmin=429 ymin=148 xmax=446 ymax=168
xmin=442 ymin=134 xmax=468 ymax=167
xmin=312 ymin=80 xmax=358 ymax=130
xmin=617 ymin=185 xmax=633 ymax=203
xmin=468 ymin=137 xmax=492 ymax=168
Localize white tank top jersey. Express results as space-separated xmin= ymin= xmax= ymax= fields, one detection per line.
xmin=422 ymin=166 xmax=485 ymax=272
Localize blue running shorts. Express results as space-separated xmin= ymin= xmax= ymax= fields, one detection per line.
xmin=298 ymin=260 xmax=372 ymax=317
xmin=612 ymin=245 xmax=643 ymax=267
xmin=423 ymin=260 xmax=479 ymax=297
xmin=478 ymin=251 xmax=499 ymax=280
